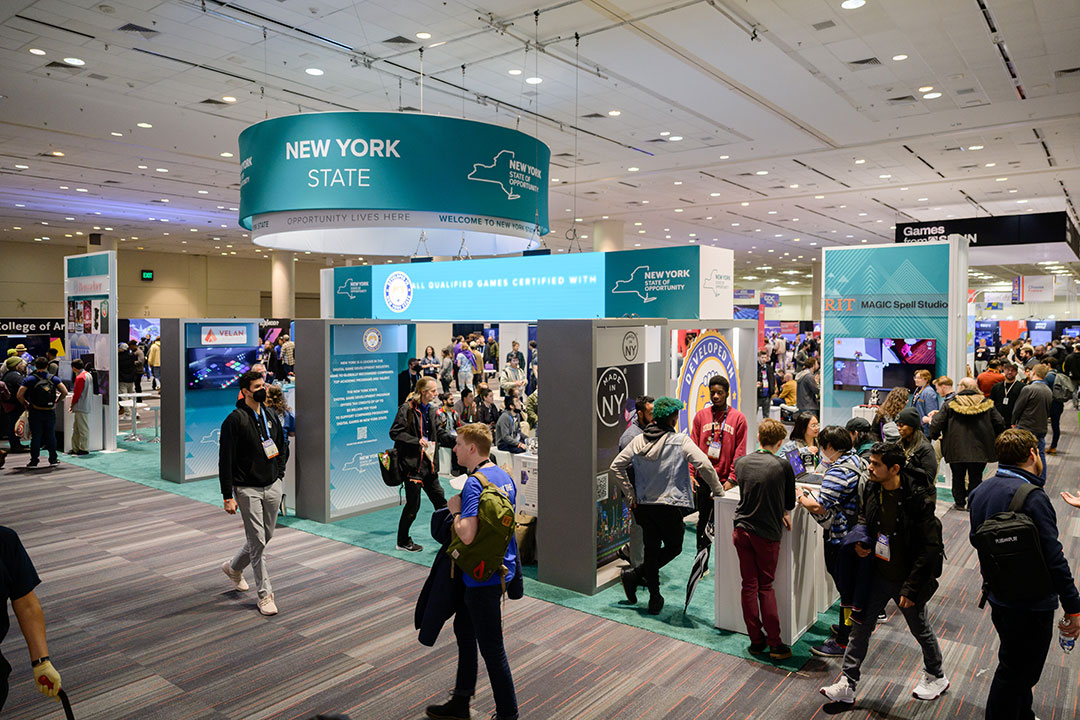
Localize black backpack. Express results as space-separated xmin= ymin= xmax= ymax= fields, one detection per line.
xmin=971 ymin=483 xmax=1054 ymax=608
xmin=29 ymin=374 xmax=57 ymax=409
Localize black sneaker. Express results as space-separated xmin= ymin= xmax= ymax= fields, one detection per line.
xmin=48 ymin=458 xmax=59 ymax=465
xmin=26 ymin=459 xmax=39 ymax=468
xmin=830 ymin=623 xmax=842 ymax=637
xmin=620 ymin=567 xmax=638 ymax=604
xmin=396 ymin=541 xmax=423 ymax=552
xmin=748 ymin=642 xmax=769 ymax=655
xmin=425 ymin=694 xmax=470 ymax=720
xmin=769 ymin=644 xmax=793 ymax=660
xmin=0 ymin=449 xmax=6 ymax=468
xmin=647 ymin=594 xmax=664 ymax=615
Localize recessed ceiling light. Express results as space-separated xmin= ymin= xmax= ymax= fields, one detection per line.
xmin=641 ymin=200 xmax=649 ymax=204
xmin=995 ymin=177 xmax=1007 ymax=182
xmin=160 ymin=198 xmax=169 ymax=202
xmin=634 ymin=243 xmax=641 ymax=247
xmin=892 ymin=54 xmax=908 ymax=61
xmin=14 ymin=164 xmax=28 ymax=169
xmin=508 ymin=69 xmax=522 ymax=76
xmin=668 ymin=136 xmax=683 ymax=142
xmin=659 ymin=131 xmax=670 ymax=137
xmin=985 ymin=162 xmax=996 ymax=167
xmin=719 ymin=154 xmax=730 ymax=160
xmin=918 ymin=86 xmax=934 ymax=93
xmin=899 ymin=187 xmax=908 ymax=190
xmin=674 ymin=208 xmax=684 ymax=212
xmin=110 ymin=131 xmax=123 ymax=137
xmin=1008 ymin=188 xmax=1018 ymax=193
xmin=814 ymin=195 xmax=824 ymax=199
xmin=220 ymin=152 xmax=234 ymax=157
xmin=104 ymin=227 xmax=112 ymax=231
xmin=1017 ymin=199 xmax=1029 ymax=204
xmin=879 ymin=174 xmax=891 ymax=179
xmin=731 ymin=223 xmax=740 ymax=226
xmin=789 ymin=183 xmax=799 ymax=188
xmin=841 ymin=0 xmax=866 ymax=8
xmin=607 ymin=110 xmax=621 ymax=116
xmin=854 ymin=159 xmax=865 ymax=164
xmin=75 ymin=188 xmax=87 ymax=192
xmin=917 ymin=197 xmax=928 ymax=201
xmin=415 ymin=32 xmax=432 ymax=40
xmin=525 ymin=77 xmax=542 ymax=84
xmin=137 ymin=164 xmax=147 ymax=169
xmin=222 ymin=96 xmax=237 ymax=103
xmin=634 ymin=222 xmax=642 ymax=226
xmin=858 ymin=212 xmax=868 ymax=216
xmin=968 ymin=145 xmax=984 ymax=150
xmin=923 ymin=92 xmax=942 ymax=99
xmin=638 ymin=230 xmax=645 ymax=234
xmin=65 ymin=217 xmax=74 ymax=221
xmin=755 ymin=170 xmax=768 ymax=175
xmin=63 ymin=57 xmax=85 ymax=66
xmin=50 ymin=150 xmax=64 ymax=157
xmin=155 ymin=167 xmax=168 ymax=172
xmin=59 ymin=186 xmax=68 ymax=190
xmin=551 ymin=178 xmax=560 ymax=183
xmin=768 ymin=211 xmax=777 ymax=215
xmin=29 ymin=48 xmax=46 ymax=56
xmin=628 ymin=167 xmax=639 ymax=172
xmin=198 ymin=189 xmax=209 ymax=194
xmin=710 ymin=192 xmax=721 ymax=197
xmin=673 ymin=181 xmax=682 ymax=185
xmin=136 ymin=122 xmax=152 ymax=128
xmin=305 ymin=68 xmax=324 ymax=76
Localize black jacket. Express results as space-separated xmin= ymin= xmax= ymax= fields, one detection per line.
xmin=218 ymin=400 xmax=288 ymax=499
xmin=390 ymin=400 xmax=453 ymax=478
xmin=117 ymin=349 xmax=137 ymax=383
xmin=860 ymin=473 xmax=944 ymax=605
xmin=902 ymin=433 xmax=939 ymax=495
xmin=990 ymin=378 xmax=1025 ymax=427
xmin=928 ymin=389 xmax=1006 ymax=464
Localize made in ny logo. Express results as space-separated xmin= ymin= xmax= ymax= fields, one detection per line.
xmin=467 ymin=150 xmax=541 ymax=200
xmin=383 ymin=271 xmax=414 ymax=313
xmin=621 ymin=331 xmax=639 ymax=362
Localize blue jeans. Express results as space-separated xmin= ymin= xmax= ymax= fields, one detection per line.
xmin=28 ymin=408 xmax=57 ymax=463
xmin=1036 ymin=434 xmax=1047 ymax=480
xmin=454 ymin=584 xmax=517 ymax=719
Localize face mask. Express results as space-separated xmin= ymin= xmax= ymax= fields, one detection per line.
xmin=251 ymin=388 xmax=267 ymax=404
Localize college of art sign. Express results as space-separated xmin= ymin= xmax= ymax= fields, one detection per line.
xmin=238 ymin=112 xmax=550 ymax=257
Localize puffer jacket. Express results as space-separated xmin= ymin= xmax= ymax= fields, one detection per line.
xmin=928 ymin=388 xmax=1006 ymax=464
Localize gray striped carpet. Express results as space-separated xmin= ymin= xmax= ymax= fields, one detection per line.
xmin=1 ymin=413 xmax=1078 ymax=719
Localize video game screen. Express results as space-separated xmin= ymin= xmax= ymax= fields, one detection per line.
xmin=187 ymin=347 xmax=258 ymax=390
xmin=833 ymin=337 xmax=936 ymax=392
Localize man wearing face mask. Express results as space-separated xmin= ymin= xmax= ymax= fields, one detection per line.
xmin=218 ymin=370 xmax=288 ymax=616
xmin=690 ymin=376 xmax=748 ymax=552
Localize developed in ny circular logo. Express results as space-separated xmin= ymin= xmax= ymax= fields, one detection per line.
xmin=677 ymin=330 xmax=739 ymax=432
xmin=383 ymin=271 xmax=413 ymax=313
xmin=362 ymin=327 xmax=382 ymax=352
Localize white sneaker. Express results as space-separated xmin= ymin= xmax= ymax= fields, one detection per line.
xmin=221 ymin=561 xmax=249 ymax=591
xmin=912 ymin=672 xmax=949 ymax=700
xmin=820 ymin=677 xmax=855 ymax=704
xmin=258 ymin=593 xmax=278 ymax=616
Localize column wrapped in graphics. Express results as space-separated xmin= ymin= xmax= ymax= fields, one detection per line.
xmin=64 ymin=251 xmax=118 ymax=450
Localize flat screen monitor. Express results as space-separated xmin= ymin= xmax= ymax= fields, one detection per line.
xmin=1029 ymin=330 xmax=1052 ymax=346
xmin=833 ymin=337 xmax=936 ymax=392
xmin=186 ymin=347 xmax=258 ymax=390
xmin=785 ymin=449 xmax=808 ymax=479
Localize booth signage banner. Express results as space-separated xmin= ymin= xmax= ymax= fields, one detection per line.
xmin=1013 ymin=275 xmax=1054 ymax=303
xmin=199 ymin=325 xmax=249 ymax=346
xmin=0 ymin=318 xmax=63 ymax=335
xmin=328 ymin=324 xmax=408 ymax=516
xmin=675 ymin=330 xmax=740 ymax=433
xmin=820 ymin=243 xmax=950 ymax=426
xmin=895 ymin=211 xmax=1069 ymax=247
xmin=238 ymin=111 xmax=550 ymax=255
xmin=733 ymin=288 xmax=756 ymax=301
xmin=595 ymin=362 xmax=642 ymax=567
xmin=760 ymin=293 xmax=780 ymax=308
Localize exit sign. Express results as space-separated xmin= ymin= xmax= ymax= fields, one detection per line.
xmin=141 ymin=270 xmax=154 ymax=281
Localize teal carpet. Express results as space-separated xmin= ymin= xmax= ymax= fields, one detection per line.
xmin=65 ymin=433 xmax=856 ymax=669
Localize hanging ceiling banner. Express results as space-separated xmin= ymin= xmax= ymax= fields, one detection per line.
xmin=238 ymin=111 xmax=550 ymax=257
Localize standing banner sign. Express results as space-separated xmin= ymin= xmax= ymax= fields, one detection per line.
xmin=64 ymin=251 xmax=118 ymax=450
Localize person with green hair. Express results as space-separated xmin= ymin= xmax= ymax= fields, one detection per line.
xmin=610 ymin=397 xmax=723 ymax=615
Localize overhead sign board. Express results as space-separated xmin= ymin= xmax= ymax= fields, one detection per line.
xmin=895 ymin=211 xmax=1071 ymax=252
xmin=199 ymin=325 xmax=249 ymax=346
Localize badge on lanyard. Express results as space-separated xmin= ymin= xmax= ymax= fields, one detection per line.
xmin=1002 ymin=396 xmax=1009 ymax=405
xmin=262 ymin=437 xmax=280 ymax=459
xmin=708 ymin=440 xmax=722 ymax=459
xmin=875 ymin=533 xmax=891 ymax=562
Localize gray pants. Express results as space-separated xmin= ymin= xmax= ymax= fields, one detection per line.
xmin=230 ymin=480 xmax=282 ymax=599
xmin=842 ymin=576 xmax=943 ymax=686
xmin=71 ymin=411 xmax=89 ymax=452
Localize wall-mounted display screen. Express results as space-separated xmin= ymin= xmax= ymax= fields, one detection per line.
xmin=186 ymin=347 xmax=258 ymax=390
xmin=832 ymin=337 xmax=936 ymax=392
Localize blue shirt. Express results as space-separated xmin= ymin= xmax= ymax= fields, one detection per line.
xmin=460 ymin=463 xmax=518 ymax=588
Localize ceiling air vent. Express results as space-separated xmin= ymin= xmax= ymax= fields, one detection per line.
xmin=554 ymin=152 xmax=576 ymax=158
xmin=103 ymin=180 xmax=121 ymax=184
xmin=646 ymin=138 xmax=667 ymax=143
xmin=581 ymin=112 xmax=605 ymax=119
xmin=44 ymin=61 xmax=82 ymax=73
xmin=201 ymin=98 xmax=228 ymax=105
xmin=1053 ymin=67 xmax=1080 ymax=78
xmin=956 ymin=87 xmax=977 ymax=95
xmin=87 ymin=73 xmax=107 ymax=81
xmin=382 ymin=35 xmax=415 ymax=45
xmin=116 ymin=22 xmax=159 ymax=39
xmin=617 ymin=181 xmax=639 ymax=188
xmin=847 ymin=57 xmax=882 ymax=70
xmin=887 ymin=95 xmax=917 ymax=104
xmin=812 ymin=20 xmax=836 ymax=31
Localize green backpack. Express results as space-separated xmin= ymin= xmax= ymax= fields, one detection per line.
xmin=447 ymin=474 xmax=517 ymax=584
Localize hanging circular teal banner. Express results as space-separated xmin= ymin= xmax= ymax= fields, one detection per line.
xmin=238 ymin=112 xmax=550 ymax=256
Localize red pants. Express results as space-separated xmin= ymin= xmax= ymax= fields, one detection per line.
xmin=732 ymin=527 xmax=782 ymax=647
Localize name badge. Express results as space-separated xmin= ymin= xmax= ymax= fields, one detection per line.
xmin=1002 ymin=397 xmax=1009 ymax=405
xmin=708 ymin=440 xmax=722 ymax=459
xmin=262 ymin=437 xmax=280 ymax=459
xmin=875 ymin=533 xmax=891 ymax=562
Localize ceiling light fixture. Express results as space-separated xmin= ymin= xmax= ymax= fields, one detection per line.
xmin=627 ymin=167 xmax=639 ymax=172
xmin=198 ymin=189 xmax=209 ymax=194
xmin=659 ymin=131 xmax=670 ymax=137
xmin=607 ymin=110 xmax=621 ymax=116
xmin=985 ymin=162 xmax=996 ymax=167
xmin=741 ymin=202 xmax=750 ymax=206
xmin=789 ymin=184 xmax=799 ymax=189
xmin=710 ymin=192 xmax=721 ymax=197
xmin=755 ymin=170 xmax=768 ymax=175
xmin=110 ymin=131 xmax=123 ymax=137
xmin=305 ymin=68 xmax=324 ymax=76
xmin=879 ymin=174 xmax=891 ymax=179
xmin=63 ymin=57 xmax=85 ymax=66
xmin=525 ymin=77 xmax=542 ymax=84
xmin=968 ymin=145 xmax=984 ymax=150
xmin=923 ymin=92 xmax=942 ymax=99
xmin=50 ymin=150 xmax=64 ymax=157
xmin=918 ymin=86 xmax=934 ymax=93
xmin=29 ymin=48 xmax=45 ymax=56
xmin=508 ymin=69 xmax=522 ymax=76
xmin=855 ymin=159 xmax=865 ymax=164
xmin=14 ymin=164 xmax=28 ymax=169
xmin=220 ymin=152 xmax=234 ymax=157
xmin=814 ymin=195 xmax=824 ymax=199
xmin=415 ymin=32 xmax=432 ymax=40
xmin=155 ymin=168 xmax=168 ymax=172
xmin=995 ymin=177 xmax=1007 ymax=182
xmin=136 ymin=122 xmax=152 ymax=128
xmin=892 ymin=54 xmax=908 ymax=61
xmin=222 ymin=96 xmax=237 ymax=103
xmin=841 ymin=0 xmax=866 ymax=8
xmin=668 ymin=136 xmax=683 ymax=142
xmin=137 ymin=164 xmax=147 ymax=169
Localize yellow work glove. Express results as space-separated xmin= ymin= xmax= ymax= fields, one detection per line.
xmin=33 ymin=659 xmax=61 ymax=698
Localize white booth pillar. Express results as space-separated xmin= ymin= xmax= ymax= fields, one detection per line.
xmin=592 ymin=220 xmax=625 ymax=252
xmin=271 ymin=250 xmax=295 ymax=318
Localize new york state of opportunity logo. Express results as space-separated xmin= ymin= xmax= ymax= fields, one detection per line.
xmin=383 ymin=271 xmax=413 ymax=313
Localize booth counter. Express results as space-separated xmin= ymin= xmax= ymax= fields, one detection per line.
xmin=713 ymin=492 xmax=837 ymax=646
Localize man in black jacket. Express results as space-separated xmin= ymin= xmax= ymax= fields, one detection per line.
xmin=990 ymin=362 xmax=1025 ymax=426
xmin=969 ymin=429 xmax=1080 ymax=720
xmin=390 ymin=376 xmax=453 ymax=553
xmin=820 ymin=441 xmax=948 ymax=705
xmin=219 ymin=370 xmax=288 ymax=616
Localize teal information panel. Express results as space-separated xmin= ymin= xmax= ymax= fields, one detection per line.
xmin=605 ymin=246 xmax=701 ymax=319
xmin=238 ymin=112 xmax=549 ymax=235
xmin=329 ymin=324 xmax=409 ymax=517
xmin=821 ymin=243 xmax=951 ymax=426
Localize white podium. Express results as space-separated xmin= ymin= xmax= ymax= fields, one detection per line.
xmin=714 ymin=492 xmax=838 ymax=645
xmin=63 ymin=395 xmax=103 ymax=452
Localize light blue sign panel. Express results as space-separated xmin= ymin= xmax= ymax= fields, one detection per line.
xmin=238 ymin=112 xmax=549 ymax=234
xmin=368 ymin=254 xmax=605 ymax=322
xmin=821 ymin=244 xmax=951 ymax=427
xmin=329 ymin=324 xmax=408 ymax=516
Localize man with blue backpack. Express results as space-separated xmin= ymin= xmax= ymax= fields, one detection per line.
xmin=426 ymin=423 xmax=519 ymax=720
xmin=16 ymin=357 xmax=67 ymax=468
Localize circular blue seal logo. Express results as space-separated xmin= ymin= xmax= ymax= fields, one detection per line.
xmin=383 ymin=270 xmax=413 ymax=313
xmin=677 ymin=331 xmax=739 ymax=432
xmin=362 ymin=327 xmax=382 ymax=352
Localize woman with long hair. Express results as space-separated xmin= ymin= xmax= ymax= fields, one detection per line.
xmin=781 ymin=412 xmax=820 ymax=469
xmin=264 ymin=384 xmax=295 ymax=451
xmin=420 ymin=345 xmax=439 ymax=378
xmin=389 ymin=376 xmax=451 ymax=552
xmin=438 ymin=348 xmax=453 ymax=393
xmin=872 ymin=386 xmax=910 ymax=440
